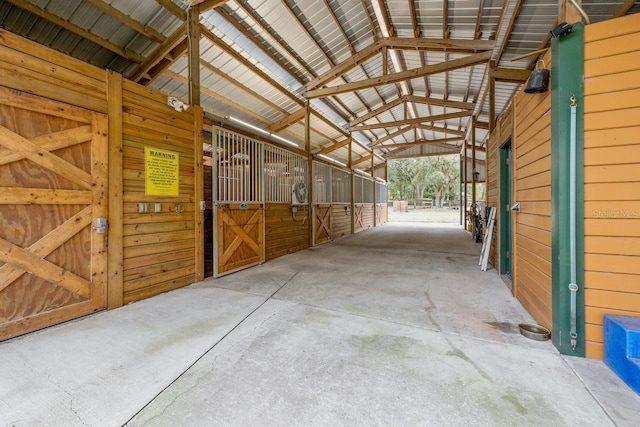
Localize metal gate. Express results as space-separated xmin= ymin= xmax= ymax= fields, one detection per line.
xmin=0 ymin=87 xmax=108 ymax=340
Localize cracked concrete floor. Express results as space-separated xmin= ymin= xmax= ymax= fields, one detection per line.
xmin=1 ymin=223 xmax=639 ymax=426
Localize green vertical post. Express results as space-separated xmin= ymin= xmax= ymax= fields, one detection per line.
xmin=551 ymin=23 xmax=585 ymax=356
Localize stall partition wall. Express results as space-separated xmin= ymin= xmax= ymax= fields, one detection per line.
xmin=212 ymin=127 xmax=310 ymax=276
xmin=583 ymin=13 xmax=640 ymax=359
xmin=0 ymin=30 xmax=200 ymax=340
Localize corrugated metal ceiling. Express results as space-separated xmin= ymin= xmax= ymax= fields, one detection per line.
xmin=0 ymin=0 xmax=636 ymax=167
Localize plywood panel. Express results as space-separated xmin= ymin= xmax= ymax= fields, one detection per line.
xmin=265 ymin=203 xmax=310 ymax=261
xmin=0 ymin=90 xmax=107 ymax=341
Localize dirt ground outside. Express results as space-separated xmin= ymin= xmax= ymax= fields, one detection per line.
xmin=387 ymin=206 xmax=462 ymax=223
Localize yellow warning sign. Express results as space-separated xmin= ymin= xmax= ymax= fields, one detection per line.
xmin=145 ymin=147 xmax=179 ymax=196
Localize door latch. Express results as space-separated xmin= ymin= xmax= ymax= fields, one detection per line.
xmin=510 ymin=202 xmax=521 ymax=212
xmin=92 ymin=217 xmax=107 ymax=234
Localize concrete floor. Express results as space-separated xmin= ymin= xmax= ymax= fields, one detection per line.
xmin=1 ymin=223 xmax=639 ymax=426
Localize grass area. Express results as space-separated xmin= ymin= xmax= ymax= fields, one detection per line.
xmin=388 ymin=207 xmax=462 ymax=223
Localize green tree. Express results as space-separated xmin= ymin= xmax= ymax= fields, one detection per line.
xmin=388 ymin=156 xmax=459 ymax=207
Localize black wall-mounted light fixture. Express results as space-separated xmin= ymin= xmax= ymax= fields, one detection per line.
xmin=550 ymin=22 xmax=573 ymax=38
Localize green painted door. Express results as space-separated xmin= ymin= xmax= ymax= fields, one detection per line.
xmin=500 ymin=142 xmax=512 ymax=276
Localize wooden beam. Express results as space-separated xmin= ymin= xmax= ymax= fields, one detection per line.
xmin=558 ymin=0 xmax=583 ymax=24
xmin=352 ymin=110 xmax=473 ymax=131
xmin=5 ymin=0 xmax=145 ymax=63
xmin=384 ymin=37 xmax=494 ymax=52
xmin=489 ymin=60 xmax=496 ymax=132
xmin=107 ymin=71 xmax=123 ymax=310
xmin=371 ymin=125 xmax=417 ymax=145
xmin=416 ymin=124 xmax=466 ymax=137
xmin=490 ymin=67 xmax=531 ymax=83
xmin=614 ymin=0 xmax=635 ymax=17
xmin=199 ymin=0 xmax=228 ymax=12
xmin=386 ymin=147 xmax=458 ymax=159
xmin=349 ymin=97 xmax=406 ymax=126
xmin=495 ymin=0 xmax=524 ymax=65
xmin=404 ymin=95 xmax=475 ymax=110
xmin=187 ymin=5 xmax=201 ymax=106
xmin=307 ymin=50 xmax=492 ymax=98
xmin=315 ymin=138 xmax=350 ymax=155
xmin=375 ymin=137 xmax=463 ymax=149
xmin=154 ymin=0 xmax=186 ymax=20
xmin=474 ymin=121 xmax=490 ymax=130
xmin=194 ymin=106 xmax=204 ymax=282
xmin=268 ymin=109 xmax=306 ymax=133
xmin=130 ymin=23 xmax=187 ymax=83
xmin=82 ymin=0 xmax=166 ymax=43
xmin=352 ymin=153 xmax=373 ymax=166
xmin=306 ymin=38 xmax=494 ymax=91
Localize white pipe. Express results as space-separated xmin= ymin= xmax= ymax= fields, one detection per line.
xmin=569 ymin=97 xmax=578 ymax=351
xmin=569 ymin=0 xmax=591 ymax=25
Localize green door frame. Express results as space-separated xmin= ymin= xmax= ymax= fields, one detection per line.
xmin=499 ymin=140 xmax=512 ymax=276
xmin=551 ymin=23 xmax=585 ymax=356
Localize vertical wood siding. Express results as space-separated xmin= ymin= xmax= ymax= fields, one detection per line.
xmin=512 ymin=53 xmax=553 ymax=331
xmin=583 ymin=13 xmax=640 ymax=359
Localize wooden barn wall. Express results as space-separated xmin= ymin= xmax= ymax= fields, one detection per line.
xmin=486 ymin=110 xmax=513 ymax=272
xmin=512 ymin=52 xmax=553 ymax=331
xmin=120 ymin=80 xmax=197 ymax=304
xmin=359 ymin=203 xmax=375 ymax=231
xmin=0 ymin=30 xmax=200 ymax=312
xmin=265 ymin=203 xmax=310 ymax=261
xmin=378 ymin=204 xmax=388 ymax=225
xmin=332 ymin=204 xmax=352 ymax=240
xmin=583 ymin=13 xmax=640 ymax=359
xmin=203 ymin=163 xmax=213 ymax=278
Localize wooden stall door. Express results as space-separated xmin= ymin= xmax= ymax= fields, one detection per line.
xmin=314 ymin=204 xmax=331 ymax=245
xmin=216 ymin=204 xmax=264 ymax=275
xmin=0 ymin=87 xmax=108 ymax=341
xmin=354 ymin=204 xmax=364 ymax=233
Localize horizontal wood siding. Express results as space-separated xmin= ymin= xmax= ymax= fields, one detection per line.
xmin=361 ymin=204 xmax=375 ymax=231
xmin=583 ymin=13 xmax=640 ymax=359
xmin=265 ymin=203 xmax=310 ymax=261
xmin=121 ymin=80 xmax=196 ymax=304
xmin=0 ymin=30 xmax=107 ymax=113
xmin=332 ymin=204 xmax=352 ymax=240
xmin=513 ymin=52 xmax=552 ymax=331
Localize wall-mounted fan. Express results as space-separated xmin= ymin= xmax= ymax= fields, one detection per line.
xmin=292 ymin=181 xmax=307 ymax=205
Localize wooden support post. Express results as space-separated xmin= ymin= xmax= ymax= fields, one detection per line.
xmin=194 ymin=106 xmax=204 ymax=281
xmin=107 ymin=71 xmax=123 ymax=310
xmin=372 ymin=155 xmax=377 ymax=227
xmin=463 ymin=149 xmax=468 ymax=231
xmin=349 ymin=135 xmax=354 ymax=234
xmin=187 ymin=4 xmax=201 ymax=106
xmin=472 ymin=119 xmax=477 ymax=205
xmin=305 ymin=100 xmax=313 ymax=246
xmin=489 ymin=60 xmax=496 ymax=133
xmin=558 ymin=0 xmax=583 ymax=24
